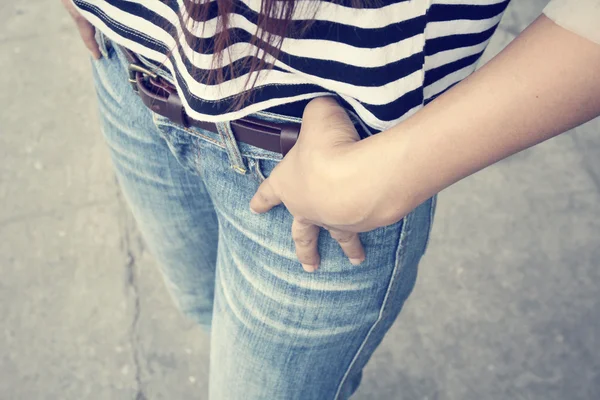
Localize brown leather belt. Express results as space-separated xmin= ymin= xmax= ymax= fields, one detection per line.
xmin=121 ymin=46 xmax=301 ymax=156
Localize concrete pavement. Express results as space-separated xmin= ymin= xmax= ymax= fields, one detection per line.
xmin=1 ymin=1 xmax=599 ymax=399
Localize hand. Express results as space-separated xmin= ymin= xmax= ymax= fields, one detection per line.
xmin=250 ymin=97 xmax=402 ymax=272
xmin=61 ymin=0 xmax=101 ymax=60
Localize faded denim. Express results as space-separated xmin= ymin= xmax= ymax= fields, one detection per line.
xmin=91 ymin=31 xmax=437 ymax=400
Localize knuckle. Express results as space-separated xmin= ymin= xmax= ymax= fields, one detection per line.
xmin=254 ymin=193 xmax=270 ymax=207
xmin=329 ymin=229 xmax=353 ymax=242
xmin=293 ymin=236 xmax=315 ymax=247
xmin=334 ymin=234 xmax=354 ymax=244
xmin=294 ymin=215 xmax=310 ymax=224
xmin=257 ymin=189 xmax=274 ymax=204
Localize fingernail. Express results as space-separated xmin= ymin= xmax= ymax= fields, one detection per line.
xmin=349 ymin=258 xmax=364 ymax=266
xmin=302 ymin=264 xmax=317 ymax=273
xmin=249 ymin=207 xmax=259 ymax=215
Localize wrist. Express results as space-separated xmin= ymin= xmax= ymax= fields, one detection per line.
xmin=347 ymin=126 xmax=425 ymax=226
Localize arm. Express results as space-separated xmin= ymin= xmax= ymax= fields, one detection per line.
xmin=252 ymin=13 xmax=600 ymax=271
xmin=366 ymin=14 xmax=600 ymax=223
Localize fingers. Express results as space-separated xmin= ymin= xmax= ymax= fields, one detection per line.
xmin=62 ymin=0 xmax=101 ymax=60
xmin=75 ymin=18 xmax=102 ymax=60
xmin=328 ymin=228 xmax=365 ymax=265
xmin=292 ymin=218 xmax=321 ymax=273
xmin=250 ymin=178 xmax=282 ymax=214
xmin=291 ymin=221 xmax=365 ymax=272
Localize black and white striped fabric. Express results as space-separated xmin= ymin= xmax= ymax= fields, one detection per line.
xmin=74 ymin=0 xmax=511 ymax=131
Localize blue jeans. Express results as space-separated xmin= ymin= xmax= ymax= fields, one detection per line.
xmin=91 ymin=32 xmax=437 ymax=400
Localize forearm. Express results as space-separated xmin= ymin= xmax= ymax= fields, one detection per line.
xmin=364 ymin=15 xmax=600 ymax=222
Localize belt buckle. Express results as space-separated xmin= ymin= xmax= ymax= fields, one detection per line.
xmin=127 ymin=63 xmax=189 ymax=127
xmin=128 ymin=63 xmax=158 ymax=93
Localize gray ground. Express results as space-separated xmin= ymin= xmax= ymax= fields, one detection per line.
xmin=1 ymin=0 xmax=599 ymax=399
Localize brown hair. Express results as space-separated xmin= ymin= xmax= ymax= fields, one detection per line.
xmin=173 ymin=0 xmax=366 ymax=110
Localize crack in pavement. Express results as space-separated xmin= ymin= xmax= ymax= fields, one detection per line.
xmin=115 ymin=179 xmax=147 ymax=400
xmin=125 ymin=236 xmax=146 ymax=400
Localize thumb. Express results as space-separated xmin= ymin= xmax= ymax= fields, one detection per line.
xmin=250 ymin=177 xmax=282 ymax=214
xmin=301 ymin=97 xmax=361 ymax=146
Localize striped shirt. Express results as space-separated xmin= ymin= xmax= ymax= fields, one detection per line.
xmin=72 ymin=0 xmax=597 ymax=132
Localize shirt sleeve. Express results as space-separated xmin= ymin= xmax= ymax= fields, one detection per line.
xmin=543 ymin=0 xmax=600 ymax=45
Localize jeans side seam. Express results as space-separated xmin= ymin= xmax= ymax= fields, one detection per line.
xmin=422 ymin=194 xmax=437 ymax=254
xmin=332 ymin=213 xmax=412 ymax=400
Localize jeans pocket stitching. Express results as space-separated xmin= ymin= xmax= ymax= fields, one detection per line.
xmin=152 ymin=114 xmax=226 ymax=149
xmin=253 ymin=158 xmax=267 ymax=183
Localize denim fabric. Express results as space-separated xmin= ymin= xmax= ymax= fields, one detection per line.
xmin=91 ymin=31 xmax=437 ymax=400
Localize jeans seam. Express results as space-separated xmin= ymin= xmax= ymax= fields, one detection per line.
xmin=181 ymin=126 xmax=223 ymax=148
xmin=254 ymin=110 xmax=303 ymax=124
xmin=422 ymin=195 xmax=437 ymax=253
xmin=216 ymin=122 xmax=247 ymax=174
xmin=332 ymin=213 xmax=411 ymax=400
xmin=250 ymin=159 xmax=266 ymax=183
xmin=153 ymin=114 xmax=226 ymax=149
xmin=153 ymin=116 xmax=286 ymax=162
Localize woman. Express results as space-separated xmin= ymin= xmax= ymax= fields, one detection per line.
xmin=62 ymin=0 xmax=600 ymax=398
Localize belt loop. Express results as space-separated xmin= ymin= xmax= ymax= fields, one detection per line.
xmin=216 ymin=121 xmax=247 ymax=174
